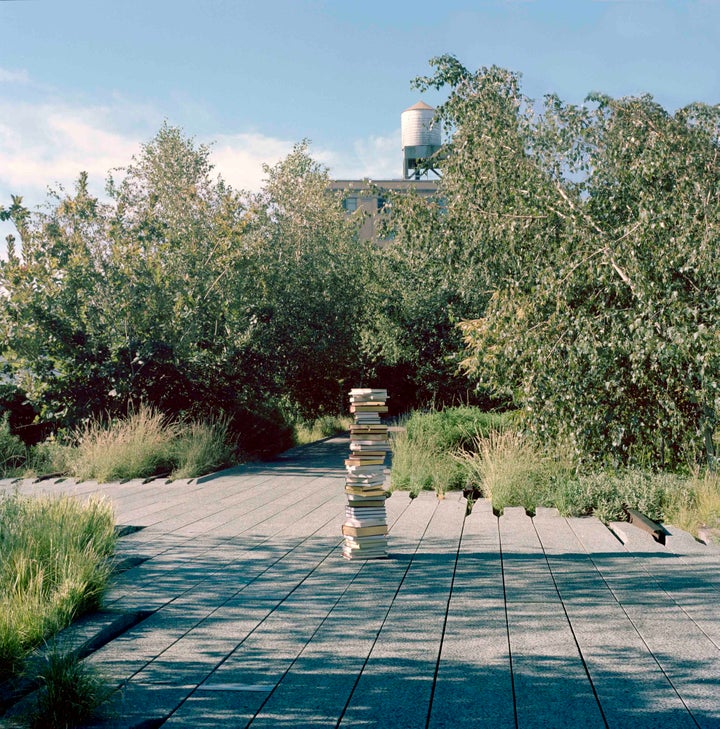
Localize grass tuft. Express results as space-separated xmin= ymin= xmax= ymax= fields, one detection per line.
xmin=391 ymin=407 xmax=509 ymax=494
xmin=70 ymin=406 xmax=177 ymax=482
xmin=171 ymin=418 xmax=235 ymax=479
xmin=0 ymin=414 xmax=27 ymax=477
xmin=25 ymin=648 xmax=112 ymax=729
xmin=0 ymin=494 xmax=116 ymax=679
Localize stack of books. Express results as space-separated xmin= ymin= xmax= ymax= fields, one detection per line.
xmin=342 ymin=388 xmax=390 ymax=560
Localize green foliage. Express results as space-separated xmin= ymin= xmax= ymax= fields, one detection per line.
xmin=26 ymin=649 xmax=112 ymax=729
xmin=0 ymin=413 xmax=26 ymax=476
xmin=0 ymin=130 xmax=366 ymax=455
xmin=171 ymin=418 xmax=234 ymax=479
xmin=460 ymin=423 xmax=696 ymax=523
xmin=413 ymin=55 xmax=720 ymax=467
xmin=390 ymin=407 xmax=508 ymax=494
xmin=0 ymin=494 xmax=116 ymax=678
xmin=70 ymin=407 xmax=178 ymax=483
xmin=667 ymin=472 xmax=720 ymax=539
xmin=459 ymin=429 xmax=571 ymax=514
xmin=62 ymin=406 xmax=236 ymax=482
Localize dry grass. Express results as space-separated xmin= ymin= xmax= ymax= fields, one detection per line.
xmin=70 ymin=406 xmax=177 ymax=482
xmin=666 ymin=471 xmax=720 ymax=540
xmin=171 ymin=418 xmax=234 ymax=479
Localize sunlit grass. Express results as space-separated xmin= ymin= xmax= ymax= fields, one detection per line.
xmin=293 ymin=414 xmax=352 ymax=446
xmin=390 ymin=407 xmax=509 ymax=494
xmin=0 ymin=494 xmax=116 ymax=679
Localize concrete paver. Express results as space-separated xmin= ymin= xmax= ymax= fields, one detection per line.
xmin=2 ymin=435 xmax=719 ymax=728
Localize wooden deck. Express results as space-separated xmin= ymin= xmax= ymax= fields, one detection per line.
xmin=2 ymin=435 xmax=719 ymax=728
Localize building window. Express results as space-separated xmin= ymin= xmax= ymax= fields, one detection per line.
xmin=343 ymin=196 xmax=358 ymax=212
xmin=376 ymin=196 xmax=388 ymax=212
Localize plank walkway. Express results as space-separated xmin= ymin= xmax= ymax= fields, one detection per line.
xmin=2 ymin=435 xmax=720 ymax=728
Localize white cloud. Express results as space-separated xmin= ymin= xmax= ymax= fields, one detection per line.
xmin=0 ymin=85 xmax=406 ymax=254
xmin=0 ymin=100 xmax=148 ymax=202
xmin=0 ymin=67 xmax=30 ymax=84
xmin=209 ymin=132 xmax=296 ymax=191
xmin=316 ymin=131 xmax=402 ymax=181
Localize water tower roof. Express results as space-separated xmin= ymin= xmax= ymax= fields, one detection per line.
xmin=404 ymin=100 xmax=435 ymax=112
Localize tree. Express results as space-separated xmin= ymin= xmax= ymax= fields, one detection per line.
xmin=240 ymin=143 xmax=369 ymax=416
xmin=0 ymin=129 xmax=367 ymax=449
xmin=415 ymin=55 xmax=720 ymax=467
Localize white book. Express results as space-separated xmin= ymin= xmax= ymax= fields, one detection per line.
xmin=343 ymin=518 xmax=387 ymax=529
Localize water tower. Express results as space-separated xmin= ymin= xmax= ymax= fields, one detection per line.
xmin=401 ymin=101 xmax=441 ymax=180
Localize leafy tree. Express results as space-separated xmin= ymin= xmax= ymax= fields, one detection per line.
xmin=0 ymin=129 xmax=367 ymax=452
xmin=240 ymin=143 xmax=369 ymax=416
xmin=415 ymin=55 xmax=720 ymax=467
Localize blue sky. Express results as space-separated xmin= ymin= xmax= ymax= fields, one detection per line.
xmin=1 ymin=0 xmax=719 ymax=246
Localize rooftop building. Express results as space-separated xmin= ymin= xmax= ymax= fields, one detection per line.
xmin=330 ymin=101 xmax=442 ymax=243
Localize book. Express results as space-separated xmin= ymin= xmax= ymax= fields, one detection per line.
xmin=345 ymin=486 xmax=387 ymax=497
xmin=342 ymin=524 xmax=388 ymax=537
xmin=345 ymin=505 xmax=387 ymax=515
xmin=345 ymin=463 xmax=385 ymax=473
xmin=345 ymin=496 xmax=387 ymax=507
xmin=343 ymin=518 xmax=387 ymax=529
xmin=349 ymin=443 xmax=390 ymax=452
xmin=343 ymin=534 xmax=388 ymax=545
xmin=349 ymin=388 xmax=388 ymax=399
xmin=350 ymin=405 xmax=389 ymax=413
xmin=345 ymin=457 xmax=385 ymax=467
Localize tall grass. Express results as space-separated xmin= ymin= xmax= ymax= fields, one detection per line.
xmin=459 ymin=428 xmax=571 ymax=513
xmin=0 ymin=494 xmax=116 ymax=678
xmin=0 ymin=414 xmax=26 ymax=477
xmin=25 ymin=648 xmax=112 ymax=729
xmin=460 ymin=423 xmax=706 ymax=528
xmin=666 ymin=472 xmax=720 ymax=538
xmin=390 ymin=407 xmax=509 ymax=494
xmin=70 ymin=407 xmax=177 ymax=483
xmin=39 ymin=406 xmax=237 ymax=483
xmin=171 ymin=418 xmax=234 ymax=479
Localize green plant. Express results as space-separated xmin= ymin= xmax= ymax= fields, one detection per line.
xmin=390 ymin=407 xmax=509 ymax=494
xmin=25 ymin=649 xmax=112 ymax=729
xmin=293 ymin=414 xmax=352 ymax=446
xmin=0 ymin=413 xmax=26 ymax=476
xmin=69 ymin=406 xmax=177 ymax=482
xmin=171 ymin=418 xmax=234 ymax=479
xmin=460 ymin=428 xmax=574 ymax=513
xmin=25 ymin=437 xmax=73 ymax=477
xmin=0 ymin=494 xmax=116 ymax=678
